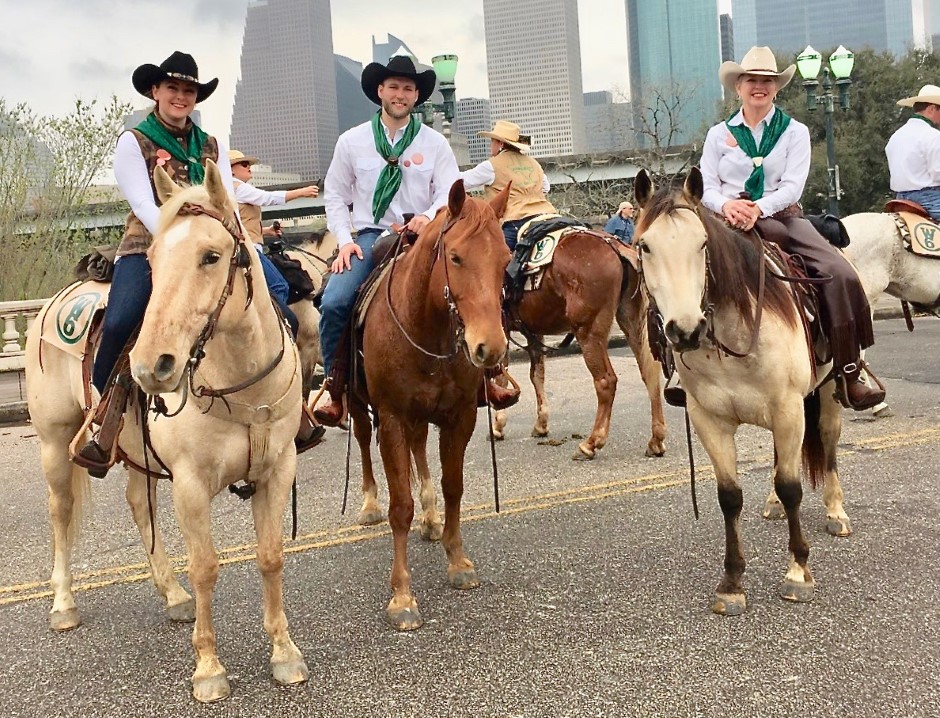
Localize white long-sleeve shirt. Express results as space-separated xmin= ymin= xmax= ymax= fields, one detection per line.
xmin=460 ymin=159 xmax=551 ymax=194
xmin=886 ymin=116 xmax=940 ymax=191
xmin=233 ymin=180 xmax=287 ymax=206
xmin=324 ymin=119 xmax=460 ymax=248
xmin=700 ymin=106 xmax=811 ymax=218
xmin=113 ymin=130 xmax=237 ymax=235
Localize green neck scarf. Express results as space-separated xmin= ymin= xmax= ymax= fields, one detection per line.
xmin=134 ymin=112 xmax=209 ymax=185
xmin=725 ymin=107 xmax=791 ymax=200
xmin=912 ymin=114 xmax=935 ymax=126
xmin=371 ymin=112 xmax=421 ymax=223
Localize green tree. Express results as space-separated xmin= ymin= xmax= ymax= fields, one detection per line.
xmin=0 ymin=96 xmax=131 ymax=300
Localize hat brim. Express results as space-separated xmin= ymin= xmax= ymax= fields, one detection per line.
xmin=719 ymin=61 xmax=796 ymax=94
xmin=897 ymin=94 xmax=940 ymax=107
xmin=360 ymin=62 xmax=436 ymax=106
xmin=132 ymin=63 xmax=219 ymax=103
xmin=477 ymin=130 xmax=530 ymax=152
xmin=230 ymin=155 xmax=260 ymax=166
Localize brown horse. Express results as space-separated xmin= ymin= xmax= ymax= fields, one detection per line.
xmin=494 ymin=228 xmax=667 ymax=459
xmin=349 ymin=180 xmax=510 ymax=630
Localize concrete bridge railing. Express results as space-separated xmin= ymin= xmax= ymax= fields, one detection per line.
xmin=1 ymin=298 xmax=47 ymax=417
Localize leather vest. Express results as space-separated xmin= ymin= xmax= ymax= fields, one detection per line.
xmin=484 ymin=150 xmax=556 ymax=222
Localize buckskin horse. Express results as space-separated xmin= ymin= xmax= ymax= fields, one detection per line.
xmin=633 ymin=168 xmax=849 ymax=615
xmin=348 ymin=180 xmax=510 ymax=630
xmin=25 ymin=161 xmax=308 ymax=701
xmin=493 ymin=222 xmax=667 ymax=460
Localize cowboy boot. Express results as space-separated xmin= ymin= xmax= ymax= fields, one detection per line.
xmin=313 ymin=378 xmax=346 ymax=427
xmin=836 ymin=361 xmax=886 ymax=411
xmin=295 ymin=402 xmax=326 ymax=454
xmin=476 ymin=369 xmax=521 ymax=410
xmin=74 ymin=374 xmax=132 ymax=478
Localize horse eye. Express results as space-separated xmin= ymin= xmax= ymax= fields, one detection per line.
xmin=201 ymin=251 xmax=221 ymax=266
xmin=449 ymin=252 xmax=462 ymax=266
xmin=639 ymin=243 xmax=651 ymax=254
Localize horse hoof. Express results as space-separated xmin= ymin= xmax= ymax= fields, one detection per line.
xmin=272 ymin=658 xmax=309 ymax=686
xmin=386 ymin=605 xmax=423 ymax=631
xmin=645 ymin=442 xmax=666 ymax=458
xmin=572 ymin=445 xmax=595 ymax=461
xmin=762 ymin=502 xmax=787 ymax=520
xmin=449 ymin=568 xmax=480 ymax=590
xmin=779 ymin=579 xmax=815 ymax=603
xmin=712 ymin=592 xmax=746 ymax=616
xmin=192 ymin=673 xmax=231 ymax=703
xmin=826 ymin=517 xmax=853 ymax=537
xmin=358 ymin=508 xmax=385 ymax=526
xmin=531 ymin=427 xmax=549 ymax=438
xmin=493 ymin=430 xmax=505 ymax=441
xmin=872 ymin=404 xmax=894 ymax=418
xmin=49 ymin=608 xmax=81 ymax=632
xmin=167 ymin=597 xmax=195 ymax=623
xmin=419 ymin=521 xmax=444 ymax=542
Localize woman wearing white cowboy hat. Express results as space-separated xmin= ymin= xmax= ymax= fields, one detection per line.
xmin=698 ymin=46 xmax=884 ymax=412
xmin=885 ymin=84 xmax=940 ymax=221
xmin=460 ymin=119 xmax=556 ymax=250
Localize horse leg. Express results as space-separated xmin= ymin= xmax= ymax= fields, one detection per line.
xmin=413 ymin=425 xmax=443 ymax=541
xmin=351 ymin=405 xmax=383 ymax=525
xmin=378 ymin=414 xmax=422 ymax=630
xmin=772 ymin=402 xmax=815 ymax=603
xmin=616 ymin=291 xmax=666 ymax=457
xmin=818 ymin=383 xmax=851 ymax=536
xmin=171 ymin=478 xmax=229 ymax=702
xmin=689 ymin=408 xmax=747 ymax=615
xmin=125 ymin=470 xmax=194 ymax=622
xmin=439 ymin=409 xmax=480 ymax=590
xmin=572 ymin=325 xmax=617 ymax=460
xmin=528 ymin=342 xmax=550 ymax=438
xmin=250 ymin=460 xmax=309 ymax=688
xmin=41 ymin=428 xmax=89 ymax=631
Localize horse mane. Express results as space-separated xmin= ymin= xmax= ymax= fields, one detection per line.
xmin=155 ymin=184 xmax=215 ymax=236
xmin=638 ymin=187 xmax=798 ymax=332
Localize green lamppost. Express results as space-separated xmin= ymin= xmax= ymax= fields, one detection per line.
xmin=796 ymin=45 xmax=855 ymax=216
xmin=418 ymin=54 xmax=459 ymax=126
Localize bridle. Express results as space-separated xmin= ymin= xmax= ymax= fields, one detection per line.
xmin=385 ymin=213 xmax=474 ymax=362
xmin=153 ymin=202 xmax=288 ymax=417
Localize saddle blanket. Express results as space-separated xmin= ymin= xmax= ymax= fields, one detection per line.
xmin=38 ymin=280 xmax=111 ymax=361
xmin=517 ymin=214 xmax=590 ymax=275
xmin=893 ymin=212 xmax=940 ymax=259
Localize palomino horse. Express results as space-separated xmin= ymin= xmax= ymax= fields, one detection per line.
xmin=841 ymin=211 xmax=940 ymax=415
xmin=25 ymin=161 xmax=308 ymax=702
xmin=634 ymin=168 xmax=848 ymax=615
xmin=494 ymin=228 xmax=667 ymax=459
xmin=349 ymin=180 xmax=510 ymax=630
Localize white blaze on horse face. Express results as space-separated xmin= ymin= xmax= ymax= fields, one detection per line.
xmin=160 ymin=217 xmax=195 ymax=252
xmin=642 ymin=213 xmax=708 ymax=336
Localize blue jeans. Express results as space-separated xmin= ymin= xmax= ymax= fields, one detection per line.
xmin=897 ymin=188 xmax=940 ymax=222
xmin=501 ymin=218 xmax=532 ymax=250
xmin=318 ymin=228 xmax=382 ymax=376
xmin=257 ymin=251 xmax=298 ymax=337
xmin=93 ymin=254 xmax=151 ymax=392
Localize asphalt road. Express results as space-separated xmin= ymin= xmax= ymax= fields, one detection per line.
xmin=0 ymin=317 xmax=938 ymax=717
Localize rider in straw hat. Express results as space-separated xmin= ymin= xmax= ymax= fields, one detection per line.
xmin=698 ymin=46 xmax=884 ymax=412
xmin=885 ymin=84 xmax=940 ymax=221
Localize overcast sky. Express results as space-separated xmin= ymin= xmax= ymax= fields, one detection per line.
xmin=1 ymin=0 xmax=732 ymax=144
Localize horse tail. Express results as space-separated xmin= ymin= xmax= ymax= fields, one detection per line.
xmin=68 ymin=463 xmax=92 ymax=546
xmin=801 ymin=390 xmax=825 ymax=490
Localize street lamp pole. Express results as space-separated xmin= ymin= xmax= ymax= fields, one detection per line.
xmin=417 ymin=54 xmax=459 ymax=128
xmin=797 ymin=45 xmax=855 ymax=217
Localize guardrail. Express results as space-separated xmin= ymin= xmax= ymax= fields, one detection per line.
xmin=0 ymin=299 xmax=47 ymax=371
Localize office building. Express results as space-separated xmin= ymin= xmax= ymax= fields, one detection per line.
xmin=455 ymin=98 xmax=492 ymax=165
xmin=720 ymin=13 xmax=735 ymax=62
xmin=483 ymin=0 xmax=587 ymax=157
xmin=582 ymin=91 xmax=633 ymax=153
xmin=335 ymin=54 xmax=375 ymax=135
xmin=230 ymin=0 xmax=338 ymax=181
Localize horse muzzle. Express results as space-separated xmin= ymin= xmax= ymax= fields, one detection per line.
xmin=665 ymin=317 xmax=707 ymax=352
xmin=466 ymin=332 xmax=508 ymax=369
xmin=131 ymin=353 xmax=185 ymax=394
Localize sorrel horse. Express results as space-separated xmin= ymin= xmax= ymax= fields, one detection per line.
xmin=841 ymin=211 xmax=940 ymax=416
xmin=25 ymin=161 xmax=308 ymax=702
xmin=348 ymin=180 xmax=510 ymax=630
xmin=494 ymin=228 xmax=667 ymax=459
xmin=634 ymin=168 xmax=848 ymax=615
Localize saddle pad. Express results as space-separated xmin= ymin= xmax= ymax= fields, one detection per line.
xmin=38 ymin=280 xmax=111 ymax=360
xmin=894 ymin=211 xmax=940 ymax=259
xmin=354 ymin=253 xmax=406 ymax=328
xmin=519 ymin=221 xmax=590 ymax=274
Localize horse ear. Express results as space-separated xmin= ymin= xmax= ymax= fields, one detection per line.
xmin=153 ymin=165 xmax=182 ymax=204
xmin=204 ymin=159 xmax=232 ymax=214
xmin=489 ymin=181 xmax=511 ymax=220
xmin=448 ymin=178 xmax=466 ymax=217
xmin=684 ymin=167 xmax=704 ymax=202
xmin=634 ymin=169 xmax=654 ymax=207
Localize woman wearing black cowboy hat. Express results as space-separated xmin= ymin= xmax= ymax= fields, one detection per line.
xmin=76 ymin=51 xmax=321 ymax=475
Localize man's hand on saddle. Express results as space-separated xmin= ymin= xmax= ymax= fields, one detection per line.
xmin=391 ymin=214 xmax=430 ymax=244
xmin=331 ymin=242 xmax=363 ymax=274
xmin=722 ymin=199 xmax=761 ymax=232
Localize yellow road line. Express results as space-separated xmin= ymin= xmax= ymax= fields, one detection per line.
xmin=1 ymin=428 xmax=936 ymax=607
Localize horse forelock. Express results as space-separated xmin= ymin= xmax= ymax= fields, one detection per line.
xmin=155 ymin=185 xmax=221 ymax=238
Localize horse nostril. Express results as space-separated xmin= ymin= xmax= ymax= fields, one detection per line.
xmin=154 ymin=354 xmax=177 ymax=381
xmin=474 ymin=343 xmax=488 ymax=364
xmin=690 ymin=317 xmax=707 ymax=343
xmin=665 ymin=319 xmax=679 ymax=342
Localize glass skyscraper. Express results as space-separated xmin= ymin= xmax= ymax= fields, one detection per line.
xmin=625 ymin=0 xmax=723 ymax=145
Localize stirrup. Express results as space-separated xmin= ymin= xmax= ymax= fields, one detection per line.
xmin=663 ymin=375 xmax=686 ymax=408
xmin=69 ymin=412 xmax=123 ymax=478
